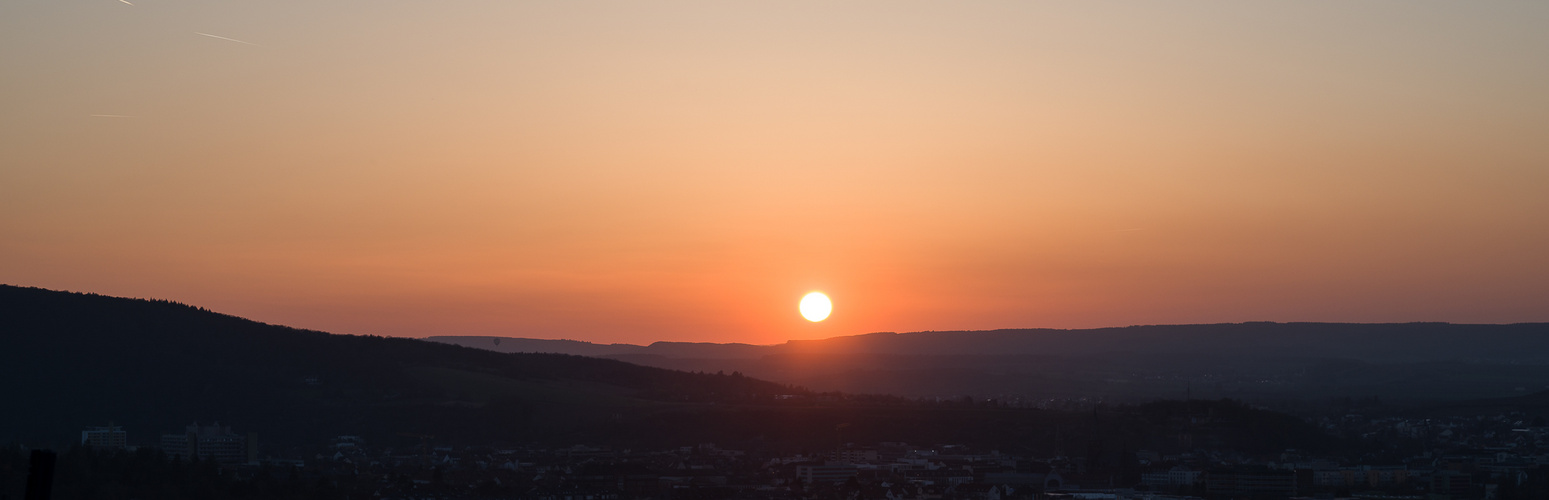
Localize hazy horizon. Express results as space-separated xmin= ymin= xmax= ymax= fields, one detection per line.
xmin=4 ymin=1 xmax=1548 ymax=344
xmin=14 ymin=282 xmax=1549 ymax=349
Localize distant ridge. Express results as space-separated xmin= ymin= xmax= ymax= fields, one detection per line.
xmin=428 ymin=336 xmax=770 ymax=359
xmin=432 ymin=336 xmax=653 ymax=357
xmin=432 ymin=321 xmax=1549 ymax=362
xmin=433 ymin=322 xmax=1549 ymax=402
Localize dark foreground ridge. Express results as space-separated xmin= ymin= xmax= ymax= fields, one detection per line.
xmin=0 ymin=284 xmax=797 ymax=447
xmin=0 ymin=284 xmax=1337 ymax=455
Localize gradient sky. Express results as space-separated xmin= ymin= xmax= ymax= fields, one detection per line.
xmin=3 ymin=1 xmax=1547 ymax=344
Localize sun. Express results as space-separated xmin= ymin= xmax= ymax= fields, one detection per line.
xmin=799 ymin=292 xmax=832 ymax=322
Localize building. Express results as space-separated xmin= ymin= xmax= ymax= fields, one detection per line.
xmin=983 ymin=471 xmax=1063 ymax=490
xmin=903 ymin=469 xmax=975 ymax=486
xmin=1207 ymin=467 xmax=1296 ymax=498
xmin=1365 ymin=465 xmax=1408 ymax=487
xmin=160 ymin=422 xmax=257 ymax=465
xmin=797 ymin=464 xmax=859 ymax=483
xmin=828 ymin=448 xmax=880 ymax=463
xmin=1141 ymin=466 xmax=1202 ymax=488
xmin=1312 ymin=469 xmax=1356 ymax=488
xmin=81 ymin=424 xmax=127 ymax=450
xmin=1430 ymin=470 xmax=1472 ymax=499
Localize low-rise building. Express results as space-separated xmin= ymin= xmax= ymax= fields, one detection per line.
xmin=1140 ymin=466 xmax=1201 ymax=488
xmin=160 ymin=422 xmax=256 ymax=465
xmin=1207 ymin=467 xmax=1296 ymax=498
xmin=81 ymin=424 xmax=127 ymax=450
xmin=799 ymin=463 xmax=859 ymax=483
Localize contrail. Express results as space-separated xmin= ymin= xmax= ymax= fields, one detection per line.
xmin=119 ymin=0 xmax=134 ymax=5
xmin=194 ymin=32 xmax=258 ymax=46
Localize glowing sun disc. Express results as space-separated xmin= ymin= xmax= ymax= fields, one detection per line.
xmin=800 ymin=292 xmax=832 ymax=322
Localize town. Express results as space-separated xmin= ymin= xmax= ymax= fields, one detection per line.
xmin=17 ymin=402 xmax=1547 ymax=500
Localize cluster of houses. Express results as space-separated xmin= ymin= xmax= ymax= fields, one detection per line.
xmin=71 ymin=410 xmax=1549 ymax=499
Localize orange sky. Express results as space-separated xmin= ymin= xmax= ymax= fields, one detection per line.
xmin=3 ymin=1 xmax=1547 ymax=344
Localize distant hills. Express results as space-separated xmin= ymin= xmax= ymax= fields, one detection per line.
xmin=432 ymin=322 xmax=1549 ymax=404
xmin=7 ymin=283 xmax=1548 ymax=455
xmin=434 ymin=323 xmax=1549 ymax=361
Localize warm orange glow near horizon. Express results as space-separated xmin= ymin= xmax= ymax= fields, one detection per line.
xmin=3 ymin=2 xmax=1548 ymax=345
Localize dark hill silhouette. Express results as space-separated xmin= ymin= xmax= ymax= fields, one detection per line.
xmin=434 ymin=323 xmax=1549 ymax=403
xmin=0 ymin=285 xmax=1361 ymax=459
xmin=0 ymin=285 xmax=798 ymax=447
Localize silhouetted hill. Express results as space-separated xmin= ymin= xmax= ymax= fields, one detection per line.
xmin=430 ymin=336 xmax=768 ymax=358
xmin=434 ymin=323 xmax=1549 ymax=403
xmin=0 ymin=285 xmax=1360 ymax=461
xmin=432 ymin=336 xmax=652 ymax=357
xmin=0 ymin=285 xmax=798 ymax=447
